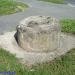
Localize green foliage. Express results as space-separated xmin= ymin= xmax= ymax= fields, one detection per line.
xmin=60 ymin=19 xmax=75 ymax=33
xmin=0 ymin=0 xmax=28 ymax=15
xmin=0 ymin=48 xmax=75 ymax=75
xmin=38 ymin=0 xmax=64 ymax=4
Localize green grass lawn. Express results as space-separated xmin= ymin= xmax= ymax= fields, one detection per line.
xmin=38 ymin=0 xmax=64 ymax=4
xmin=0 ymin=48 xmax=75 ymax=75
xmin=60 ymin=19 xmax=75 ymax=34
xmin=0 ymin=0 xmax=28 ymax=15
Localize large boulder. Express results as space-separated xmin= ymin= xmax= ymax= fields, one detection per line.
xmin=16 ymin=16 xmax=61 ymax=52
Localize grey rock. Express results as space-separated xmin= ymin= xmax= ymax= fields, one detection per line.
xmin=16 ymin=16 xmax=61 ymax=52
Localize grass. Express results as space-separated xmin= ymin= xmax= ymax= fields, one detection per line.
xmin=0 ymin=48 xmax=75 ymax=75
xmin=0 ymin=0 xmax=28 ymax=15
xmin=60 ymin=19 xmax=75 ymax=34
xmin=38 ymin=0 xmax=64 ymax=4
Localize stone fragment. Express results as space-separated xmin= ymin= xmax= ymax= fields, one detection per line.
xmin=16 ymin=16 xmax=61 ymax=52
